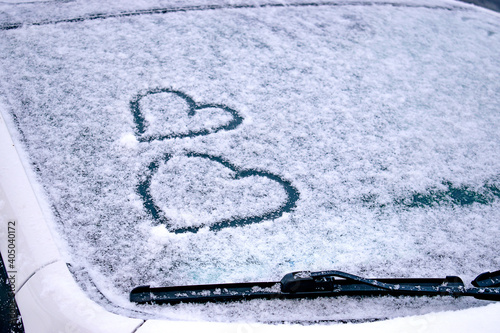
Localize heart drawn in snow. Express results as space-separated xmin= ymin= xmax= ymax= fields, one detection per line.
xmin=130 ymin=88 xmax=243 ymax=142
xmin=137 ymin=152 xmax=300 ymax=234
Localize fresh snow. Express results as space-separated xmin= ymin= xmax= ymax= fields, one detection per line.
xmin=1 ymin=0 xmax=499 ymax=324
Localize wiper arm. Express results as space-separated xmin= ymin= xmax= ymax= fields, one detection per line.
xmin=130 ymin=269 xmax=500 ymax=304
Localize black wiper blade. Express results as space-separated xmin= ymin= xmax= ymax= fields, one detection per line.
xmin=130 ymin=269 xmax=500 ymax=304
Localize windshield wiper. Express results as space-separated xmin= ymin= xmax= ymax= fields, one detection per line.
xmin=130 ymin=269 xmax=500 ymax=304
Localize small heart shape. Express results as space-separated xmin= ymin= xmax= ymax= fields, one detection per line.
xmin=137 ymin=153 xmax=299 ymax=233
xmin=130 ymin=88 xmax=243 ymax=142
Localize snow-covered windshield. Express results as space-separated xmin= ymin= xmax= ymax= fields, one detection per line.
xmin=1 ymin=0 xmax=499 ymax=323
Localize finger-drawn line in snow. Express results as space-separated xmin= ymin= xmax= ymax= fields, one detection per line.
xmin=360 ymin=180 xmax=500 ymax=209
xmin=396 ymin=181 xmax=500 ymax=208
xmin=130 ymin=88 xmax=243 ymax=142
xmin=137 ymin=152 xmax=300 ymax=234
xmin=0 ymin=1 xmax=470 ymax=31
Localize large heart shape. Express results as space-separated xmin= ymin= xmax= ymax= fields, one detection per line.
xmin=130 ymin=88 xmax=243 ymax=142
xmin=137 ymin=152 xmax=299 ymax=233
